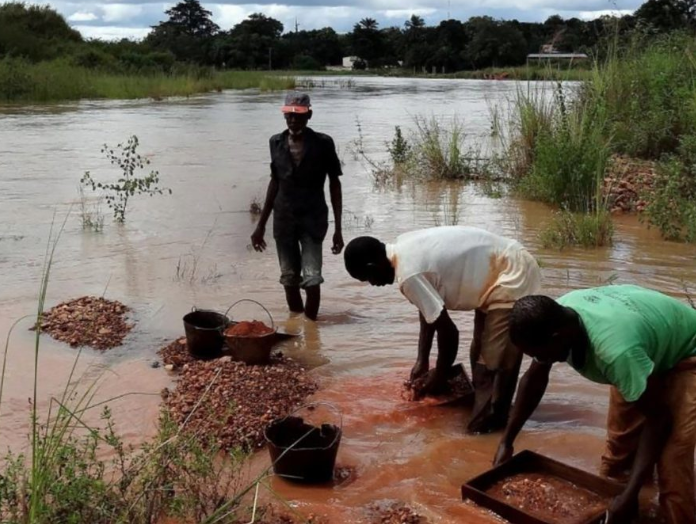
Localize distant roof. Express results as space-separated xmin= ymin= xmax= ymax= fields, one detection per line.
xmin=527 ymin=53 xmax=589 ymax=59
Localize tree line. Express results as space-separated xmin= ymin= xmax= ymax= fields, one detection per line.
xmin=1 ymin=0 xmax=695 ymax=73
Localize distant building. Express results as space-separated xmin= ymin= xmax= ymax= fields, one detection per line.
xmin=342 ymin=56 xmax=362 ymax=69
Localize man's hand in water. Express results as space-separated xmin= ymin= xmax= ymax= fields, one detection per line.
xmin=493 ymin=442 xmax=514 ymax=466
xmin=410 ymin=359 xmax=429 ymax=382
xmin=420 ymin=368 xmax=449 ymax=396
xmin=251 ymin=226 xmax=267 ymax=252
xmin=332 ymin=231 xmax=344 ymax=254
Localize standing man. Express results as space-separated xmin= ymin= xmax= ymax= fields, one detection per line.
xmin=494 ymin=285 xmax=696 ymax=524
xmin=251 ymin=92 xmax=343 ymax=321
xmin=343 ymin=226 xmax=541 ymax=433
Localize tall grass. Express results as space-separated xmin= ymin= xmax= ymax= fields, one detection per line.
xmin=512 ymin=83 xmax=611 ymax=213
xmin=0 ymin=58 xmax=296 ymax=102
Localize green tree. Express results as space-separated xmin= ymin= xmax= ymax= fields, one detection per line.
xmin=351 ymin=18 xmax=384 ymax=65
xmin=223 ymin=13 xmax=284 ymax=69
xmin=0 ymin=3 xmax=82 ymax=61
xmin=431 ymin=19 xmax=468 ymax=71
xmin=635 ymin=0 xmax=696 ymax=31
xmin=146 ymin=0 xmax=219 ymax=63
xmin=464 ymin=17 xmax=528 ymax=68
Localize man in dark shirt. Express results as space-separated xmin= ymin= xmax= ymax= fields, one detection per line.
xmin=251 ymin=92 xmax=343 ymax=321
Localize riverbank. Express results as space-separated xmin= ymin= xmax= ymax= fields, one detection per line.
xmin=0 ymin=59 xmax=296 ymax=102
xmin=0 ymin=61 xmax=587 ymax=104
xmin=278 ymin=65 xmax=590 ymax=82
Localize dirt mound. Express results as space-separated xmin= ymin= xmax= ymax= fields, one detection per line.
xmin=160 ymin=341 xmax=317 ymax=451
xmin=604 ymin=155 xmax=656 ymax=214
xmin=34 ymin=296 xmax=132 ymax=350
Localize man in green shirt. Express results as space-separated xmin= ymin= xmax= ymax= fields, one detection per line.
xmin=493 ymin=285 xmax=696 ymax=524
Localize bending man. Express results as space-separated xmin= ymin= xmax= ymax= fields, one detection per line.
xmin=495 ymin=285 xmax=696 ymax=524
xmin=344 ymin=226 xmax=541 ymax=433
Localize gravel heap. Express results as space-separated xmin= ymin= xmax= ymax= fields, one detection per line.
xmin=34 ymin=296 xmax=132 ymax=350
xmin=160 ymin=340 xmax=317 ymax=451
xmin=605 ymin=155 xmax=656 ymax=214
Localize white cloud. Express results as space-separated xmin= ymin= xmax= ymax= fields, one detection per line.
xmin=213 ymin=4 xmax=252 ymax=27
xmin=578 ymin=8 xmax=634 ymax=19
xmin=383 ymin=8 xmax=436 ymax=18
xmin=101 ymin=4 xmax=143 ymax=22
xmin=68 ymin=11 xmax=98 ymax=21
xmin=73 ymin=24 xmax=151 ymax=39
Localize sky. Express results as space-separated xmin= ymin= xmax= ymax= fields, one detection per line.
xmin=23 ymin=0 xmax=641 ymax=40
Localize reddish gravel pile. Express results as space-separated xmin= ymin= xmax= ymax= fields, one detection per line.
xmin=34 ymin=296 xmax=132 ymax=350
xmin=605 ymin=155 xmax=656 ymax=214
xmin=159 ymin=340 xmax=317 ymax=451
xmin=158 ymin=337 xmax=194 ymax=369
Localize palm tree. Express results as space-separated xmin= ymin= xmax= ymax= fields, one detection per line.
xmin=359 ymin=18 xmax=378 ymax=31
xmin=405 ymin=15 xmax=425 ymax=30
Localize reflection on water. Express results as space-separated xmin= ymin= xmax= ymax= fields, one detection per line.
xmin=1 ymin=77 xmax=695 ymax=522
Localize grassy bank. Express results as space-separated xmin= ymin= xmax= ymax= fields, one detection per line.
xmin=505 ymin=32 xmax=696 ymax=246
xmin=0 ymin=58 xmax=296 ymax=102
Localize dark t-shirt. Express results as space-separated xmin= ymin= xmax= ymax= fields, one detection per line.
xmin=269 ymin=127 xmax=342 ymax=241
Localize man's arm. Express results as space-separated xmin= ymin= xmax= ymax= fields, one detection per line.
xmin=412 ymin=311 xmax=436 ymax=380
xmin=607 ymin=379 xmax=672 ymax=523
xmin=251 ymin=178 xmax=279 ymax=252
xmin=412 ymin=309 xmax=458 ymax=377
xmin=329 ymin=176 xmax=343 ymax=254
xmin=493 ymin=359 xmax=552 ymax=465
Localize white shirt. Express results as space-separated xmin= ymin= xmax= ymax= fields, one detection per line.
xmin=385 ymin=226 xmax=542 ymax=324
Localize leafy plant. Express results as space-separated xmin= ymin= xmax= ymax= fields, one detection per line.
xmin=387 ymin=126 xmax=411 ymax=165
xmin=80 ymin=136 xmax=171 ymax=223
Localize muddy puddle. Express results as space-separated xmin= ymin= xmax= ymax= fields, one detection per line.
xmin=1 ymin=77 xmax=695 ymax=522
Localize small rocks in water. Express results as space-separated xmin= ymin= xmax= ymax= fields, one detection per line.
xmin=366 ymin=502 xmax=430 ymax=524
xmin=164 ymin=364 xmax=175 ymax=372
xmin=150 ymin=361 xmax=161 ymax=369
xmin=32 ymin=296 xmax=132 ymax=350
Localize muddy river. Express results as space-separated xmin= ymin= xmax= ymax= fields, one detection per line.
xmin=1 ymin=77 xmax=695 ymax=522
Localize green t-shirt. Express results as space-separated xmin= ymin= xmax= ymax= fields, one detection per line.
xmin=558 ymin=285 xmax=696 ymax=402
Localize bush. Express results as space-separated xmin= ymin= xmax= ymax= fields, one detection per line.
xmin=71 ymin=48 xmax=117 ymax=70
xmin=642 ymin=135 xmax=696 ymax=242
xmin=540 ymin=209 xmax=614 ymax=250
xmin=0 ymin=56 xmax=33 ymax=100
xmin=292 ymin=54 xmax=323 ymax=70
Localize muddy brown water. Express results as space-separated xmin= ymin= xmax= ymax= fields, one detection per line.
xmin=1 ymin=77 xmax=695 ymax=522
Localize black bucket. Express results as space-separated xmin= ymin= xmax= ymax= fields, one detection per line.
xmin=183 ymin=308 xmax=229 ymax=360
xmin=265 ymin=403 xmax=342 ymax=484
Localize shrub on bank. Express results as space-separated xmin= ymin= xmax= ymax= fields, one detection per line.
xmin=539 ymin=209 xmax=614 ymax=249
xmin=643 ymin=135 xmax=696 ymax=242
